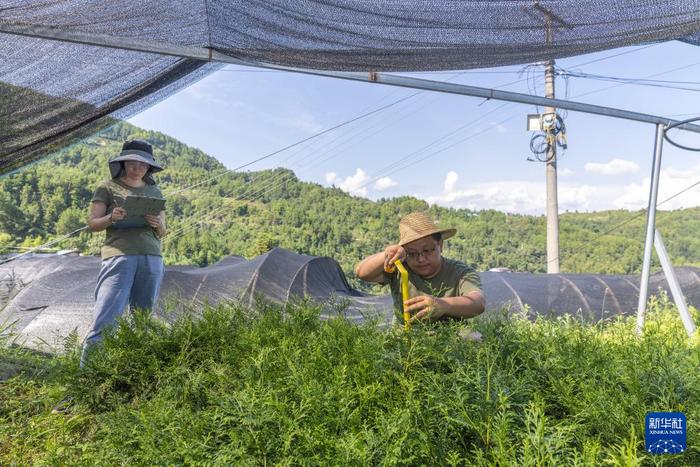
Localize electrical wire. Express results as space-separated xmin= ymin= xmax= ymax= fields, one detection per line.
xmin=165 ymin=92 xmax=420 ymax=196
xmin=558 ymin=59 xmax=700 ymax=97
xmin=545 ymin=178 xmax=700 ymax=265
xmin=165 ymin=44 xmax=678 ymax=233
xmin=162 ymin=69 xmax=523 ymax=238
xmin=165 ymin=95 xmax=507 ymax=241
xmin=167 ymin=45 xmax=659 ymax=205
xmin=565 ymin=43 xmax=658 ymax=68
xmin=0 ymin=226 xmax=88 ymax=265
xmin=558 ymin=68 xmax=700 ymax=93
xmin=161 ymin=44 xmax=690 ymax=250
xmin=163 ymin=68 xmax=481 ymax=198
xmin=167 ymin=86 xmax=442 ymax=240
xmin=1 ymin=44 xmax=673 ymax=262
xmin=354 ymin=105 xmax=514 ymax=192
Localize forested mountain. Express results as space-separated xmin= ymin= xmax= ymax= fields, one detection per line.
xmin=1 ymin=122 xmax=699 ymax=288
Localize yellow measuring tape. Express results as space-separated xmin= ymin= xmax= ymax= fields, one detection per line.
xmin=385 ymin=259 xmax=411 ymax=331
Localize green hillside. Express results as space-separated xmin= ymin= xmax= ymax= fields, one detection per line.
xmin=2 ymin=121 xmax=699 ymax=286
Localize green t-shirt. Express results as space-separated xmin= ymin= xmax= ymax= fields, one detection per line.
xmin=91 ymin=179 xmax=163 ymax=260
xmin=383 ymin=257 xmax=482 ymax=316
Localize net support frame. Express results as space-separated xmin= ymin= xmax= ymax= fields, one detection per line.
xmin=636 ymin=124 xmax=664 ymax=335
xmin=3 ymin=20 xmax=700 ymax=337
xmin=636 ymin=124 xmax=696 ymax=337
xmin=654 ymin=229 xmax=697 ymax=336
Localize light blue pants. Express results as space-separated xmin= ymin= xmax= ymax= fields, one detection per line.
xmin=81 ymin=255 xmax=164 ymax=365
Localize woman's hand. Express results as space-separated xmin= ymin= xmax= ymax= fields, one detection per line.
xmin=110 ymin=207 xmax=127 ymax=222
xmin=144 ymin=212 xmax=166 ymax=237
xmin=404 ymin=295 xmax=448 ymax=323
xmin=144 ymin=214 xmax=162 ymax=229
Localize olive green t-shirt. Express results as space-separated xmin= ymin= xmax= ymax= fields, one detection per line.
xmin=383 ymin=257 xmax=482 ymax=316
xmin=91 ymin=179 xmax=163 ymax=260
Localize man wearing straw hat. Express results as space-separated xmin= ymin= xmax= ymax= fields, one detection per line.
xmin=355 ymin=212 xmax=484 ymax=323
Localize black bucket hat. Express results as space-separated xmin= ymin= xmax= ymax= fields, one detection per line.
xmin=108 ymin=140 xmax=163 ymax=184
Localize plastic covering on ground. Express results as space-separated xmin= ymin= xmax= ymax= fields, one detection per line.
xmin=1 ymin=248 xmax=699 ymax=353
xmin=2 ymin=1 xmax=700 ymax=173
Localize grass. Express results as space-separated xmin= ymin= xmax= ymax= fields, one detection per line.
xmin=1 ymin=296 xmax=699 ymax=466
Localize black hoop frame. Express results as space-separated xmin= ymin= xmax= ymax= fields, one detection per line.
xmin=664 ymin=116 xmax=700 ymax=152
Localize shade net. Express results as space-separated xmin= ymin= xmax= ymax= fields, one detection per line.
xmin=1 ymin=248 xmax=698 ymax=353
xmin=2 ymin=1 xmax=700 ymax=174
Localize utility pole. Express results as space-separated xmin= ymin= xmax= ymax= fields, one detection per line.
xmin=530 ymin=1 xmax=569 ymax=273
xmin=544 ymin=59 xmax=559 ymax=273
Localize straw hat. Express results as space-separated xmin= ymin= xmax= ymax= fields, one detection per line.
xmin=398 ymin=212 xmax=456 ymax=246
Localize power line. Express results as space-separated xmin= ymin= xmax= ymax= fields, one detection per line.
xmin=569 ymin=60 xmax=700 ymax=99
xmin=165 ymin=69 xmax=513 ymax=231
xmin=0 ymin=226 xmax=88 ymax=265
xmin=168 ymin=44 xmax=662 ymax=200
xmin=0 ymin=43 xmax=676 ymax=261
xmin=599 ymin=179 xmax=700 ymax=237
xmin=160 ymin=45 xmax=685 ymax=242
xmin=165 ymin=91 xmax=420 ymax=196
xmin=558 ymin=67 xmax=700 ymax=93
xmin=564 ymin=73 xmax=700 ymax=86
xmin=563 ymin=43 xmax=658 ymax=68
xmin=354 ymin=105 xmax=514 ymax=192
xmin=545 ymin=178 xmax=700 ymax=265
xmin=345 ymin=45 xmax=664 ymax=192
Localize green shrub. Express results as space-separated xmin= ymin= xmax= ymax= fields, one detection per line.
xmin=1 ymin=299 xmax=698 ymax=465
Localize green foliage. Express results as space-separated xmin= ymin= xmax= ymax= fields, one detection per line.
xmin=251 ymin=233 xmax=280 ymax=257
xmin=1 ymin=300 xmax=698 ymax=465
xmin=0 ymin=232 xmax=12 ymax=250
xmin=55 ymin=207 xmax=85 ymax=235
xmin=1 ymin=120 xmax=699 ymax=283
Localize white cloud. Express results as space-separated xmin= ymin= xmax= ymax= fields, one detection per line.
xmin=287 ymin=112 xmax=324 ymax=133
xmin=182 ymin=83 xmax=244 ymax=109
xmin=490 ymin=122 xmax=507 ymax=134
xmin=559 ymin=168 xmax=574 ymax=176
xmin=427 ymin=180 xmax=628 ymax=214
xmin=612 ymin=162 xmax=700 ymax=210
xmin=584 ymin=158 xmax=640 ymax=176
xmin=331 ymin=168 xmax=369 ymax=196
xmin=424 ymin=162 xmax=700 ymax=214
xmin=428 ymin=179 xmax=546 ymax=214
xmin=444 ymin=171 xmax=459 ymax=193
xmin=374 ymin=177 xmax=398 ymax=190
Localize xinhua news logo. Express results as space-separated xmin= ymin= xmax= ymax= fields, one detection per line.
xmin=645 ymin=412 xmax=686 ymax=454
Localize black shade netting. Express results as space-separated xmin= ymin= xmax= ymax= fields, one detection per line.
xmin=1 ymin=248 xmax=699 ymax=352
xmin=2 ymin=1 xmax=700 ymax=174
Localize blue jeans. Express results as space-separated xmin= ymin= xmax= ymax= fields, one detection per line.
xmin=81 ymin=255 xmax=164 ymax=365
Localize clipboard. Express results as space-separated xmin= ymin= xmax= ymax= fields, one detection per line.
xmin=112 ymin=195 xmax=165 ymax=229
xmin=122 ymin=195 xmax=165 ymax=216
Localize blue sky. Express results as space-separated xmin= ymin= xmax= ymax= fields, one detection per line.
xmin=129 ymin=40 xmax=700 ymax=215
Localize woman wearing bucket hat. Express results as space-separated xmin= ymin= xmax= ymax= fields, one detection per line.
xmin=355 ymin=211 xmax=484 ymax=324
xmin=81 ymin=139 xmax=167 ymax=365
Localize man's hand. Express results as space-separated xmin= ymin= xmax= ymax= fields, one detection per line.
xmin=404 ymin=295 xmax=448 ymax=323
xmin=383 ymin=244 xmax=407 ymax=271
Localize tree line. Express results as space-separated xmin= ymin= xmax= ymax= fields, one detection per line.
xmin=1 ymin=122 xmax=698 ymax=290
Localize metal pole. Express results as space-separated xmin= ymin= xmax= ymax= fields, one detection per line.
xmin=636 ymin=123 xmax=665 ymax=335
xmin=654 ymin=229 xmax=697 ymax=336
xmin=545 ymin=60 xmax=560 ymax=273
